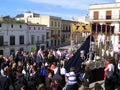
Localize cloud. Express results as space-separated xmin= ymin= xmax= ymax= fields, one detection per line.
xmin=28 ymin=0 xmax=113 ymax=10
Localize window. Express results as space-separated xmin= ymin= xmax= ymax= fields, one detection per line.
xmin=0 ymin=36 xmax=3 ymax=46
xmin=20 ymin=25 xmax=22 ymax=28
xmin=51 ymin=40 xmax=53 ymax=46
xmin=106 ymin=11 xmax=111 ymax=19
xmin=55 ymin=22 xmax=57 ymax=26
xmin=65 ymin=26 xmax=68 ymax=31
xmin=38 ymin=27 xmax=40 ymax=30
xmin=42 ymin=27 xmax=44 ymax=30
xmin=42 ymin=35 xmax=45 ymax=43
xmin=58 ymin=22 xmax=60 ymax=27
xmin=29 ymin=27 xmax=31 ymax=30
xmin=51 ymin=30 xmax=54 ymax=36
xmin=51 ymin=21 xmax=53 ymax=26
xmin=0 ymin=23 xmax=2 ymax=27
xmin=46 ymin=32 xmax=49 ymax=39
xmin=58 ymin=30 xmax=60 ymax=34
xmin=93 ymin=11 xmax=99 ymax=20
xmin=19 ymin=35 xmax=24 ymax=44
xmin=10 ymin=36 xmax=15 ymax=45
xmin=68 ymin=26 xmax=70 ymax=32
xmin=34 ymin=27 xmax=36 ymax=30
xmin=37 ymin=36 xmax=40 ymax=43
xmin=31 ymin=35 xmax=34 ymax=44
xmin=11 ymin=24 xmax=13 ymax=28
xmin=0 ymin=50 xmax=3 ymax=55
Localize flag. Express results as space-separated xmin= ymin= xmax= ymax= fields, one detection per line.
xmin=65 ymin=35 xmax=94 ymax=73
xmin=72 ymin=22 xmax=84 ymax=33
xmin=72 ymin=22 xmax=91 ymax=33
xmin=82 ymin=24 xmax=91 ymax=33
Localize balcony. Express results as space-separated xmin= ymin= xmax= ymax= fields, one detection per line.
xmin=51 ymin=34 xmax=60 ymax=39
xmin=89 ymin=15 xmax=120 ymax=22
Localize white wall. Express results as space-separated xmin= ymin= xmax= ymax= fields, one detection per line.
xmin=0 ymin=23 xmax=47 ymax=56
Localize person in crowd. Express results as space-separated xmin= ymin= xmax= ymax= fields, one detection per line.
xmin=54 ymin=79 xmax=62 ymax=90
xmin=0 ymin=48 xmax=84 ymax=90
xmin=27 ymin=76 xmax=37 ymax=90
xmin=0 ymin=67 xmax=10 ymax=90
xmin=20 ymin=85 xmax=27 ymax=90
xmin=37 ymin=48 xmax=44 ymax=67
xmin=104 ymin=59 xmax=115 ymax=90
xmin=104 ymin=59 xmax=110 ymax=80
xmin=60 ymin=64 xmax=66 ymax=87
xmin=81 ymin=79 xmax=90 ymax=90
xmin=40 ymin=62 xmax=46 ymax=85
xmin=83 ymin=65 xmax=91 ymax=83
xmin=65 ymin=67 xmax=78 ymax=90
xmin=52 ymin=63 xmax=63 ymax=84
xmin=47 ymin=51 xmax=54 ymax=64
xmin=31 ymin=66 xmax=41 ymax=86
xmin=118 ymin=60 xmax=120 ymax=73
xmin=37 ymin=83 xmax=47 ymax=90
xmin=14 ymin=66 xmax=27 ymax=90
xmin=94 ymin=83 xmax=103 ymax=90
xmin=45 ymin=71 xmax=53 ymax=90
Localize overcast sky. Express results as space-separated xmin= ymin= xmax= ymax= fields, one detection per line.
xmin=0 ymin=0 xmax=115 ymax=19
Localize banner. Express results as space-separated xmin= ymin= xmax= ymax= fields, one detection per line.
xmin=72 ymin=22 xmax=91 ymax=33
xmin=65 ymin=35 xmax=94 ymax=73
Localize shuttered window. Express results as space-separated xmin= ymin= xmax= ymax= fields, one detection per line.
xmin=106 ymin=11 xmax=111 ymax=19
xmin=93 ymin=11 xmax=99 ymax=20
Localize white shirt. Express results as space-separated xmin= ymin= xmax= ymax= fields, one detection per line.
xmin=108 ymin=64 xmax=114 ymax=72
xmin=106 ymin=63 xmax=114 ymax=78
xmin=118 ymin=62 xmax=120 ymax=70
xmin=56 ymin=50 xmax=61 ymax=57
xmin=60 ymin=67 xmax=66 ymax=75
xmin=54 ymin=67 xmax=58 ymax=74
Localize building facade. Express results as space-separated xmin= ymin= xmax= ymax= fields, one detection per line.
xmin=16 ymin=12 xmax=62 ymax=48
xmin=89 ymin=1 xmax=120 ymax=52
xmin=0 ymin=22 xmax=47 ymax=56
xmin=16 ymin=11 xmax=86 ymax=49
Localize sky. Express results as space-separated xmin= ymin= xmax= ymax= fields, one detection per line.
xmin=0 ymin=0 xmax=115 ymax=20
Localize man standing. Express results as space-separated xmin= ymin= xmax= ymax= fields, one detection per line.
xmin=104 ymin=59 xmax=115 ymax=90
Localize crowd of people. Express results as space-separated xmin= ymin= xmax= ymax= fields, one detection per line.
xmin=0 ymin=47 xmax=80 ymax=90
xmin=0 ymin=46 xmax=112 ymax=90
xmin=104 ymin=52 xmax=120 ymax=90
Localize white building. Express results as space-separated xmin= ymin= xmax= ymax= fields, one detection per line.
xmin=89 ymin=0 xmax=120 ymax=52
xmin=16 ymin=12 xmax=62 ymax=47
xmin=0 ymin=22 xmax=47 ymax=56
xmin=77 ymin=15 xmax=89 ymax=23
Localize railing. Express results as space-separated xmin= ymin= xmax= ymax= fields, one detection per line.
xmin=89 ymin=15 xmax=120 ymax=21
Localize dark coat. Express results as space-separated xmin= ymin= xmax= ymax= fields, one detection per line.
xmin=0 ymin=76 xmax=9 ymax=90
